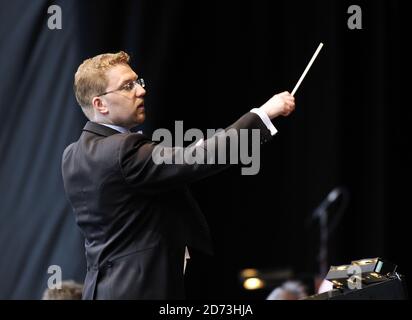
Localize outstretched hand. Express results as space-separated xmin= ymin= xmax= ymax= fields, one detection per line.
xmin=259 ymin=91 xmax=296 ymax=119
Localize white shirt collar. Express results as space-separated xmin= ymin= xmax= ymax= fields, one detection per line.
xmin=99 ymin=123 xmax=130 ymax=134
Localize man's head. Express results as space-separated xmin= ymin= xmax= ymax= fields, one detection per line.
xmin=74 ymin=51 xmax=146 ymax=129
xmin=266 ymin=281 xmax=307 ymax=300
xmin=42 ymin=280 xmax=83 ymax=300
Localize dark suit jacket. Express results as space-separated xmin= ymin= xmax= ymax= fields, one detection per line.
xmin=61 ymin=112 xmax=273 ymax=299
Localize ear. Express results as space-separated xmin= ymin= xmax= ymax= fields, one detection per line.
xmin=91 ymin=96 xmax=109 ymax=115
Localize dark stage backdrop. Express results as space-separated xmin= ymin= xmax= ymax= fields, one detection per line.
xmin=0 ymin=0 xmax=85 ymax=299
xmin=0 ymin=0 xmax=409 ymax=299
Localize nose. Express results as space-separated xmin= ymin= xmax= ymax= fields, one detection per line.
xmin=135 ymin=85 xmax=146 ymax=98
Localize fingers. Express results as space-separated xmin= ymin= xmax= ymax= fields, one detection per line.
xmin=262 ymin=91 xmax=296 ymax=119
xmin=279 ymin=91 xmax=295 ymax=103
xmin=278 ymin=91 xmax=290 ymax=96
xmin=280 ymin=91 xmax=295 ymax=116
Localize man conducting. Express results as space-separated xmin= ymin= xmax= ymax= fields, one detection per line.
xmin=62 ymin=51 xmax=295 ymax=299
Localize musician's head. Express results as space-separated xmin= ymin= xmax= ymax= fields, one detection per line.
xmin=74 ymin=51 xmax=146 ymax=129
xmin=42 ymin=280 xmax=83 ymax=300
xmin=266 ymin=280 xmax=307 ymax=300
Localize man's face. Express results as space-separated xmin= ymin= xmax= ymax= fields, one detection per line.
xmin=99 ymin=64 xmax=146 ymax=128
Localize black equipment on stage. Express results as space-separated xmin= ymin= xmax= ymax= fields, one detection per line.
xmin=303 ymin=258 xmax=407 ymax=300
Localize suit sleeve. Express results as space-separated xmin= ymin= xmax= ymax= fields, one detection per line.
xmin=118 ymin=112 xmax=274 ymax=193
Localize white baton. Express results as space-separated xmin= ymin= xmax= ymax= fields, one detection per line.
xmin=291 ymin=42 xmax=324 ymax=96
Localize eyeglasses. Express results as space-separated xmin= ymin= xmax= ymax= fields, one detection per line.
xmin=97 ymin=78 xmax=146 ymax=97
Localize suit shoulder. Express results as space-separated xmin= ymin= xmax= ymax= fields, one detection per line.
xmin=99 ymin=132 xmax=148 ymax=144
xmin=62 ymin=142 xmax=76 ymax=160
xmin=117 ymin=132 xmax=152 ymax=151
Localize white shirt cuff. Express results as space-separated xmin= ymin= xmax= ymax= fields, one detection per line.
xmin=250 ymin=108 xmax=278 ymax=136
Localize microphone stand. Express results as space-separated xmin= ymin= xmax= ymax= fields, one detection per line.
xmin=318 ymin=207 xmax=328 ymax=278
xmin=311 ymin=187 xmax=350 ymax=285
